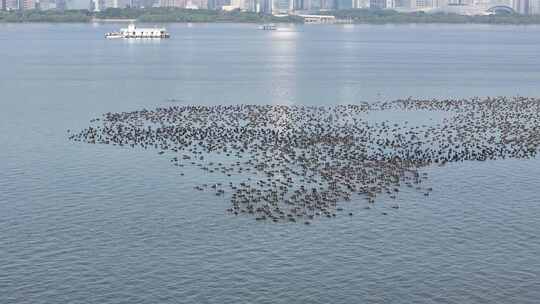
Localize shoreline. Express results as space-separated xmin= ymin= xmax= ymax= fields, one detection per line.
xmin=91 ymin=18 xmax=137 ymax=23
xmin=3 ymin=20 xmax=540 ymax=26
xmin=3 ymin=8 xmax=540 ymax=25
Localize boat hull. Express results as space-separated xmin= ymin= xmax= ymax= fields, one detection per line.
xmin=106 ymin=33 xmax=170 ymax=39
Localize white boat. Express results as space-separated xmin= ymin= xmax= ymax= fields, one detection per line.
xmin=105 ymin=24 xmax=170 ymax=39
xmin=259 ymin=23 xmax=277 ymax=30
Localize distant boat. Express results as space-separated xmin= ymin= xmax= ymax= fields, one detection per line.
xmin=259 ymin=23 xmax=277 ymax=30
xmin=105 ymin=24 xmax=170 ymax=39
xmin=167 ymin=98 xmax=185 ymax=103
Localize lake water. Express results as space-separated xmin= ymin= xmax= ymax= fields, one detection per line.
xmin=1 ymin=23 xmax=540 ymax=304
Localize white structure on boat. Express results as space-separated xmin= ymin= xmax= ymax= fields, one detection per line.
xmin=105 ymin=24 xmax=170 ymax=39
xmin=258 ymin=23 xmax=277 ymax=30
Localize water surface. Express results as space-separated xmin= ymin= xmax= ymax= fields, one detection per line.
xmin=1 ymin=23 xmax=540 ymax=304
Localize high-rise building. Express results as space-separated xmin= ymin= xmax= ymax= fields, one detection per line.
xmin=513 ymin=0 xmax=529 ymax=13
xmin=56 ymin=0 xmax=66 ymax=9
xmin=186 ymin=0 xmax=206 ymax=8
xmin=272 ymin=0 xmax=292 ymax=13
xmin=159 ymin=0 xmax=186 ymax=6
xmin=90 ymin=0 xmax=105 ymax=10
xmin=393 ymin=0 xmax=407 ymax=7
xmin=259 ymin=0 xmax=272 ymax=13
xmin=4 ymin=0 xmax=35 ymax=8
xmin=5 ymin=0 xmax=16 ymax=9
xmin=487 ymin=0 xmax=512 ymax=6
xmin=353 ymin=0 xmax=369 ymax=7
xmin=207 ymin=0 xmax=226 ymax=8
xmin=410 ymin=0 xmax=431 ymax=8
xmin=297 ymin=0 xmax=314 ymax=9
xmin=226 ymin=0 xmax=250 ymax=9
xmin=369 ymin=0 xmax=386 ymax=7
xmin=319 ymin=0 xmax=336 ymax=8
xmin=103 ymin=0 xmax=133 ymax=7
xmin=104 ymin=0 xmax=117 ymax=7
xmin=530 ymin=0 xmax=540 ymax=13
xmin=431 ymin=0 xmax=447 ymax=8
xmin=336 ymin=0 xmax=371 ymax=8
xmin=336 ymin=0 xmax=353 ymax=8
xmin=22 ymin=0 xmax=34 ymax=8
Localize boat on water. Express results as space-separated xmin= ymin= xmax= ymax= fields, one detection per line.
xmin=105 ymin=24 xmax=170 ymax=39
xmin=259 ymin=23 xmax=277 ymax=30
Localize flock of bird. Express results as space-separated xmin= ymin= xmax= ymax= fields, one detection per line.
xmin=69 ymin=96 xmax=540 ymax=224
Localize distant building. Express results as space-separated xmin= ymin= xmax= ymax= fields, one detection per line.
xmin=295 ymin=0 xmax=315 ymax=9
xmin=159 ymin=0 xmax=186 ymax=6
xmin=4 ymin=0 xmax=15 ymax=9
xmin=259 ymin=0 xmax=272 ymax=13
xmin=56 ymin=0 xmax=66 ymax=9
xmin=185 ymin=0 xmax=208 ymax=8
xmin=213 ymin=0 xmax=230 ymax=9
xmin=222 ymin=0 xmax=252 ymax=10
xmin=273 ymin=0 xmax=293 ymax=13
xmin=353 ymin=0 xmax=370 ymax=7
xmin=319 ymin=0 xmax=336 ymax=9
xmin=104 ymin=0 xmax=119 ymax=7
xmin=334 ymin=0 xmax=369 ymax=8
xmin=335 ymin=0 xmax=353 ymax=8
xmin=4 ymin=0 xmax=35 ymax=9
xmin=486 ymin=0 xmax=512 ymax=6
xmin=159 ymin=0 xmax=208 ymax=7
xmin=36 ymin=0 xmax=53 ymax=9
xmin=22 ymin=0 xmax=35 ymax=8
xmin=63 ymin=0 xmax=87 ymax=9
xmin=136 ymin=0 xmax=156 ymax=7
xmin=393 ymin=0 xmax=408 ymax=7
xmin=90 ymin=0 xmax=105 ymax=10
xmin=432 ymin=0 xmax=447 ymax=8
xmin=447 ymin=0 xmax=467 ymax=4
xmin=210 ymin=0 xmax=222 ymax=8
xmin=370 ymin=0 xmax=386 ymax=7
xmin=513 ymin=0 xmax=529 ymax=13
xmin=411 ymin=0 xmax=432 ymax=8
xmin=530 ymin=0 xmax=540 ymax=13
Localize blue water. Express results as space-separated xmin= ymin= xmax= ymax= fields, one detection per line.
xmin=1 ymin=23 xmax=540 ymax=303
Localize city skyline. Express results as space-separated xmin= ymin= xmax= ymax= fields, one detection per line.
xmin=2 ymin=0 xmax=540 ymax=15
